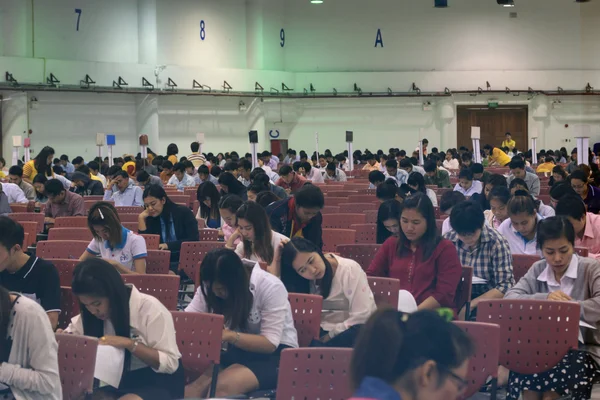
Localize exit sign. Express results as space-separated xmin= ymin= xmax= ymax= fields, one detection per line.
xmin=488 ymin=102 xmax=499 ymax=109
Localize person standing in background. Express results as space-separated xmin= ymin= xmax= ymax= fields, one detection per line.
xmin=166 ymin=143 xmax=179 ymax=165
xmin=502 ymin=132 xmax=516 ymax=151
xmin=187 ymin=141 xmax=206 ymax=168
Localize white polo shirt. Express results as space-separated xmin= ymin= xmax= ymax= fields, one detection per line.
xmin=497 ymin=214 xmax=544 ymax=256
xmin=86 ymin=227 xmax=147 ymax=271
xmin=453 ymin=180 xmax=483 ymax=197
xmin=234 ymin=231 xmax=289 ymax=263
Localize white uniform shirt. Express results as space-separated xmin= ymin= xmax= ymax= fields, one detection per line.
xmin=2 ymin=183 xmax=28 ymax=204
xmin=86 ymin=227 xmax=147 ymax=271
xmin=497 ymin=214 xmax=544 ymax=256
xmin=167 ymin=173 xmax=196 ymax=190
xmin=536 ymin=254 xmax=578 ymax=297
xmin=453 ymin=180 xmax=483 ymax=197
xmin=234 ymin=231 xmax=288 ymax=263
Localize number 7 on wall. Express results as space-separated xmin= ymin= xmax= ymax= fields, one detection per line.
xmin=75 ymin=8 xmax=82 ymax=31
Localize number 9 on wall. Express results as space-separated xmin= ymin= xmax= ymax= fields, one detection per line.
xmin=280 ymin=28 xmax=285 ymax=47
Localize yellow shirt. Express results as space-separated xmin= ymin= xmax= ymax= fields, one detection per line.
xmin=502 ymin=139 xmax=516 ymax=151
xmin=168 ymin=155 xmax=178 ymax=165
xmin=362 ymin=162 xmax=381 ymax=171
xmin=536 ymin=162 xmax=555 ymax=174
xmin=22 ymin=160 xmax=54 ymax=181
xmin=490 ymin=148 xmax=511 ymax=167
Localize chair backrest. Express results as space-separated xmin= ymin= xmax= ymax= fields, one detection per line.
xmin=170 ymin=195 xmax=191 ymax=207
xmin=575 ymin=247 xmax=589 ymax=257
xmin=476 ymin=299 xmax=580 ymax=374
xmin=48 ymin=228 xmax=93 ymax=242
xmin=364 ymin=209 xmax=378 ymax=224
xmin=350 ymin=223 xmax=376 ymax=244
xmin=324 ymin=191 xmax=359 ymax=198
xmin=145 ymin=249 xmax=171 ymax=274
xmin=36 ymin=240 xmax=89 ymax=260
xmin=140 ymin=234 xmax=160 ymax=250
xmin=116 ymin=206 xmax=144 ymax=214
xmin=512 ymin=254 xmax=541 ymax=283
xmin=171 ymin=311 xmax=224 ymax=384
xmin=84 ymin=196 xmax=104 ymax=201
xmin=323 ymin=197 xmax=348 ymax=207
xmin=59 ymin=287 xmax=80 ymax=330
xmin=288 ymin=293 xmax=323 ymax=347
xmin=199 ymin=229 xmax=219 ymax=242
xmin=118 ymin=213 xmax=140 ymax=223
xmin=8 ymin=212 xmax=45 ymax=233
xmin=347 ymin=195 xmax=375 ymax=203
xmin=52 ymin=259 xmax=79 ymax=286
xmin=20 ymin=221 xmax=38 ymax=248
xmin=54 ymin=217 xmax=88 ymax=228
xmin=454 ymin=322 xmax=501 ymax=400
xmin=122 ymin=274 xmax=180 ymax=310
xmin=367 ymin=277 xmax=400 ymax=308
xmin=122 ymin=221 xmax=139 ymax=231
xmin=178 ymin=241 xmax=225 ymax=288
xmin=454 ymin=266 xmax=473 ymax=316
xmin=322 ymin=229 xmax=356 ymax=253
xmin=322 ymin=206 xmax=340 ymax=214
xmin=55 ymin=333 xmax=98 ymax=400
xmin=276 ymin=348 xmax=353 ymax=400
xmin=338 ymin=202 xmax=377 ymax=214
xmin=322 ymin=213 xmax=366 ymax=229
xmin=85 ymin=200 xmax=113 ymax=213
xmin=435 ymin=218 xmax=445 ymax=235
xmin=336 ymin=244 xmax=381 ymax=271
xmin=9 ymin=203 xmax=29 ymax=213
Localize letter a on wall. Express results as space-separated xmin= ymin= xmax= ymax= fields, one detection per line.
xmin=375 ymin=29 xmax=384 ymax=48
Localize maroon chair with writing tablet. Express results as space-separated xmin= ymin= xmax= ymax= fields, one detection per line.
xmin=55 ymin=333 xmax=98 ymax=400
xmin=288 ymin=293 xmax=323 ymax=347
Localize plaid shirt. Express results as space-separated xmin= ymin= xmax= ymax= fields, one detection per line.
xmin=443 ymin=225 xmax=514 ymax=295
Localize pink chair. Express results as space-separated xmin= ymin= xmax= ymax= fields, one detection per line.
xmin=288 ymin=294 xmax=323 ymax=347
xmin=199 ymin=229 xmax=219 ymax=242
xmin=20 ymin=221 xmax=38 ymax=248
xmin=350 ymin=223 xmax=376 ymax=244
xmin=476 ymin=300 xmax=580 ymax=375
xmin=435 ymin=219 xmax=445 ymax=235
xmin=575 ymin=247 xmax=589 ymax=257
xmin=36 ymin=240 xmax=89 ymax=260
xmin=8 ymin=212 xmax=45 ymax=233
xmin=322 ymin=206 xmax=340 ymax=214
xmin=454 ymin=266 xmax=473 ymax=320
xmin=55 ymin=333 xmax=98 ymax=400
xmin=512 ymin=254 xmax=542 ymax=283
xmin=59 ymin=287 xmax=80 ymax=330
xmin=275 ymin=348 xmax=353 ymax=400
xmin=140 ymin=234 xmax=160 ymax=250
xmin=322 ymin=213 xmax=366 ymax=229
xmin=48 ymin=228 xmax=93 ymax=241
xmin=171 ymin=311 xmax=223 ymax=397
xmin=368 ymin=277 xmax=400 ymax=308
xmin=364 ymin=209 xmax=378 ymax=224
xmin=323 ymin=197 xmax=348 ymax=207
xmin=338 ymin=203 xmax=377 ymax=213
xmin=324 ymin=190 xmax=359 ymax=197
xmin=9 ymin=203 xmax=29 ymax=213
xmin=454 ymin=322 xmax=501 ymax=400
xmin=122 ymin=221 xmax=139 ymax=231
xmin=119 ymin=213 xmax=140 ymax=223
xmin=337 ymin=244 xmax=381 ymax=271
xmin=52 ymin=259 xmax=79 ymax=286
xmin=54 ymin=217 xmax=88 ymax=228
xmin=116 ymin=206 xmax=144 ymax=214
xmin=146 ymin=249 xmax=171 ymax=274
xmin=170 ymin=195 xmax=191 ymax=207
xmin=122 ymin=274 xmax=179 ymax=310
xmin=322 ymin=229 xmax=356 ymax=253
xmin=84 ymin=195 xmax=104 ymax=202
xmin=179 ymin=241 xmax=225 ymax=288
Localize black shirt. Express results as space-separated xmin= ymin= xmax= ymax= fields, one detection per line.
xmin=0 ymin=256 xmax=61 ymax=313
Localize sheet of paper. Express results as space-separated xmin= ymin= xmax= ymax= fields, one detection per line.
xmin=397 ymin=290 xmax=418 ymax=313
xmin=95 ymin=345 xmax=125 ymax=388
xmin=472 ymin=276 xmax=488 ymax=285
xmin=578 ymin=320 xmax=597 ymax=343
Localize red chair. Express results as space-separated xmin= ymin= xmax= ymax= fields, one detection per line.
xmin=84 ymin=195 xmax=104 ymax=202
xmin=20 ymin=221 xmax=38 ymax=248
xmin=435 ymin=218 xmax=445 ymax=235
xmin=538 ymin=194 xmax=551 ymax=205
xmin=119 ymin=213 xmax=140 ymax=223
xmin=59 ymin=287 xmax=80 ymax=330
xmin=140 ymin=234 xmax=160 ymax=250
xmin=323 ymin=197 xmax=348 ymax=207
xmin=337 ymin=244 xmax=381 ymax=271
xmin=322 ymin=229 xmax=356 ymax=253
xmin=288 ymin=293 xmax=323 ymax=347
xmin=48 ymin=228 xmax=93 ymax=241
xmin=539 ymin=186 xmax=550 ymax=196
xmin=476 ymin=300 xmax=580 ymax=375
xmin=52 ymin=259 xmax=79 ymax=286
xmin=122 ymin=221 xmax=139 ymax=231
xmin=320 ymin=185 xmax=343 ymax=191
xmin=454 ymin=266 xmax=473 ymax=320
xmin=54 ymin=217 xmax=88 ymax=228
xmin=338 ymin=203 xmax=377 ymax=213
xmin=171 ymin=311 xmax=224 ymax=397
xmin=199 ymin=229 xmax=219 ymax=242
xmin=512 ymin=254 xmax=542 ymax=283
xmin=122 ymin=274 xmax=180 ymax=310
xmin=55 ymin=333 xmax=98 ymax=400
xmin=85 ymin=200 xmax=113 ymax=213
xmin=116 ymin=206 xmax=143 ymax=214
xmin=350 ymin=223 xmax=376 ymax=244
xmin=179 ymin=241 xmax=225 ymax=288
xmin=146 ymin=249 xmax=171 ymax=274
xmin=9 ymin=203 xmax=29 ymax=213
xmin=36 ymin=240 xmax=89 ymax=260
xmin=322 ymin=213 xmax=366 ymax=229
xmin=434 ymin=207 xmax=441 ymax=219
xmin=170 ymin=195 xmax=191 ymax=207
xmin=197 ymin=218 xmax=205 ymax=230
xmin=364 ymin=209 xmax=378 ymax=224
xmin=275 ymin=348 xmax=353 ymax=400
xmin=8 ymin=212 xmax=45 ymax=233
xmin=324 ymin=190 xmax=359 ymax=197
xmin=575 ymin=247 xmax=589 ymax=257
xmin=322 ymin=206 xmax=340 ymax=214
xmin=368 ymin=277 xmax=400 ymax=308
xmin=454 ymin=322 xmax=501 ymax=400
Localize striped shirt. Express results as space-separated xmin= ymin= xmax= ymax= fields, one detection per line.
xmin=186 ymin=152 xmax=206 ymax=168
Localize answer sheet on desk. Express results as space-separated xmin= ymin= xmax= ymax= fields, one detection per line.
xmin=95 ymin=345 xmax=125 ymax=388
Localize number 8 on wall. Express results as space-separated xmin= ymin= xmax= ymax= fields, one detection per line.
xmin=200 ymin=20 xmax=206 ymax=40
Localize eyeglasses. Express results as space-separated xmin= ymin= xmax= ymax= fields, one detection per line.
xmin=439 ymin=365 xmax=469 ymax=394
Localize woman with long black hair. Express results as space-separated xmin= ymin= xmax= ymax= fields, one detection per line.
xmin=196 ymin=181 xmax=221 ymax=229
xmin=407 ymin=172 xmax=438 ymax=207
xmin=376 ymin=199 xmax=402 ymax=244
xmin=65 ymin=258 xmax=183 ymax=399
xmin=23 ymin=146 xmax=55 ymax=183
xmin=218 ymin=172 xmax=248 ymax=200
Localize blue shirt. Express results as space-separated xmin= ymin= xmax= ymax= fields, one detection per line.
xmin=351 ymin=377 xmax=402 ymax=400
xmin=103 ymin=181 xmax=144 ymax=207
xmin=159 ymin=218 xmax=178 ymax=243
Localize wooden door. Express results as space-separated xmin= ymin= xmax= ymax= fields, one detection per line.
xmin=457 ymin=106 xmax=528 ymax=153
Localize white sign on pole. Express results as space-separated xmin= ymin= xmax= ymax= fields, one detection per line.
xmin=471 ymin=127 xmax=482 ymax=164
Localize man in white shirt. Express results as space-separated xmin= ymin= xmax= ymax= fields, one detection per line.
xmin=8 ymin=166 xmax=36 ymax=200
xmin=0 ymin=182 xmax=28 ymax=205
xmin=399 ymin=159 xmax=425 ymax=176
xmin=324 ymin=163 xmax=347 ymax=182
xmin=453 ymin=169 xmax=483 ymax=197
xmin=336 ymin=155 xmax=351 ymax=172
xmin=303 ymin=162 xmax=324 ymax=184
xmin=384 ymin=160 xmax=409 ymax=185
xmin=103 ymin=171 xmax=143 ymax=206
xmin=196 ymin=165 xmax=219 ymax=185
xmin=238 ymin=160 xmax=252 ymax=187
xmin=167 ymin=162 xmax=196 ymax=190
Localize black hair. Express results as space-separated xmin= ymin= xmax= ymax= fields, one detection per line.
xmin=223 ymin=161 xmax=239 ymax=173
xmin=197 ymin=181 xmax=221 ymax=221
xmin=326 ymin=162 xmax=336 ymax=172
xmin=200 ymin=248 xmax=253 ymax=331
xmin=280 ymin=237 xmax=334 ymax=298
xmin=376 ymin=199 xmax=401 ymax=244
xmin=483 ymin=144 xmax=493 ymax=151
xmin=555 ymin=195 xmax=587 ymax=221
xmin=32 ymin=174 xmax=48 ymax=185
xmin=488 ymin=186 xmax=511 ymax=206
xmin=396 ymin=193 xmax=440 ymax=261
xmin=279 ymin=165 xmax=293 ymax=176
xmin=537 ymin=216 xmax=575 ymax=249
xmin=236 ymin=202 xmax=275 ymax=264
xmin=8 ymin=166 xmax=23 ymax=177
xmin=458 ymin=168 xmax=473 ymax=181
xmin=439 ymin=191 xmax=465 ymax=213
xmin=486 ymin=174 xmax=507 ymax=189
xmin=550 ymin=181 xmax=578 ymax=201
xmin=385 ymin=159 xmax=398 ymax=169
xmin=87 ymin=161 xmax=100 ymax=172
xmin=449 ymin=201 xmax=484 ymax=235
xmin=172 ymin=162 xmax=186 ymax=173
xmin=87 ymin=202 xmax=123 ymax=248
xmin=300 ymin=161 xmax=312 ymax=175
xmin=197 ymin=165 xmax=210 ymax=175
xmin=248 ymin=183 xmax=269 ymax=196
xmin=161 ymin=161 xmax=174 ymax=170
xmin=406 ymin=172 xmax=426 ymax=194
xmin=240 ymin=159 xmax=252 ymax=171
xmin=77 ymin=165 xmax=91 ymax=175
xmin=44 ymin=179 xmax=65 ymax=196
xmin=166 ymin=143 xmax=179 ymax=156
xmin=470 ymin=163 xmax=484 ymax=174
xmin=0 ymin=216 xmax=25 ymax=249
xmin=33 ymin=146 xmax=55 ymax=177
xmin=218 ymin=172 xmax=247 ymax=197
xmin=509 ymin=159 xmax=525 ymax=170
xmin=256 ymin=191 xmax=280 ymax=209
xmin=136 ymin=170 xmax=150 ymax=184
xmin=72 ymin=156 xmax=84 ymax=165
xmin=369 ymin=170 xmax=386 ymax=184
xmin=399 ymin=159 xmax=412 ymax=170
xmin=294 ymin=185 xmax=324 ymax=209
xmin=507 ymin=194 xmax=536 ymax=216
xmin=509 ymin=178 xmax=528 ymax=190
xmin=60 ymin=155 xmax=69 ymax=161
xmin=218 ymin=194 xmax=244 ymax=214
xmin=142 ymin=185 xmax=178 ymax=240
xmin=190 ymin=142 xmax=200 ymax=152
xmin=113 ymin=170 xmax=129 ymax=179
xmin=423 ymin=160 xmax=436 ymax=173
xmin=570 ymin=169 xmax=587 ymax=183
xmin=376 ymin=181 xmax=400 ymax=202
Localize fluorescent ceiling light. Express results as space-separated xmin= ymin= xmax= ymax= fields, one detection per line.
xmin=311 ymin=0 xmax=324 ymax=3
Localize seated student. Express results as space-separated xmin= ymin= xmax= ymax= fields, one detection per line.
xmin=570 ymin=169 xmax=600 ymax=214
xmin=556 ymin=195 xmax=600 ymax=260
xmin=196 ymin=181 xmax=221 ymax=229
xmin=237 ymin=159 xmax=252 ymax=187
xmin=470 ymin=163 xmax=490 ymax=184
xmin=159 ymin=160 xmax=174 ymax=184
xmin=362 ymin=153 xmax=381 ymax=172
xmin=44 ymin=179 xmax=86 ymax=225
xmin=367 ymin=193 xmax=462 ymax=310
xmin=195 ymin=164 xmax=218 ymax=185
xmin=504 ymin=217 xmax=600 ymax=400
xmin=223 ymin=161 xmax=240 ymax=179
xmin=88 ymin=160 xmax=107 ymax=187
xmin=276 ymin=165 xmax=308 ymax=194
xmin=474 ymin=173 xmax=508 ymax=211
xmin=0 ymin=285 xmax=62 ymax=399
xmin=423 ymin=160 xmax=452 ymax=188
xmin=218 ymin=172 xmax=248 ymax=201
xmin=443 ymin=151 xmax=460 ymax=170
xmin=498 ymin=193 xmax=543 ymax=256
xmin=32 ymin=173 xmax=49 ymax=205
xmin=376 ymin=199 xmax=402 ymax=244
xmin=348 ymin=309 xmax=473 ymax=400
xmin=507 ymin=158 xmax=541 ymax=198
xmin=368 ymin=170 xmax=386 ymax=189
xmin=227 ymin=201 xmax=288 ymax=263
xmin=549 ymin=165 xmax=567 ymax=186
xmin=256 ymin=191 xmax=281 ymax=208
xmin=407 ymin=172 xmax=438 ymax=207
xmin=384 ymin=159 xmax=409 ymax=185
xmin=137 ymin=170 xmax=163 ymax=189
xmin=79 ymin=202 xmax=147 ymax=274
xmin=251 ymin=170 xmax=287 ymax=200
xmin=185 ymin=249 xmax=298 ymax=397
xmin=104 ymin=170 xmax=144 ymax=207
xmin=484 ymin=144 xmax=511 ymax=167
xmin=275 ymin=237 xmax=377 ymax=347
xmin=0 ymin=182 xmax=29 ymax=206
xmin=218 ymin=194 xmax=244 ymax=245
xmin=167 ymin=162 xmax=196 ymax=190
xmin=439 ymin=191 xmax=466 ymax=235
xmin=376 ymin=179 xmax=406 ymax=203
xmin=484 ymin=186 xmax=511 ymax=229
xmin=0 ymin=216 xmax=61 ymax=330
xmin=460 ymin=152 xmax=473 ymax=169
xmin=71 ymin=171 xmax=105 ymax=196
xmin=299 ymin=161 xmax=323 ymax=184
xmin=267 ymin=184 xmax=324 ymax=250
xmin=247 ymin=182 xmax=270 ymax=202
xmin=535 ymin=155 xmax=555 ymax=174
xmin=324 ymin=162 xmax=348 ymax=182
xmin=139 ymin=185 xmax=199 ymax=257
xmin=444 ymin=202 xmax=514 ymax=320
xmin=510 ymin=178 xmax=555 ymax=218
xmin=64 ymin=258 xmax=183 ymax=399
xmin=8 ymin=165 xmax=36 ymax=200
xmin=453 ymin=168 xmax=482 ymax=197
